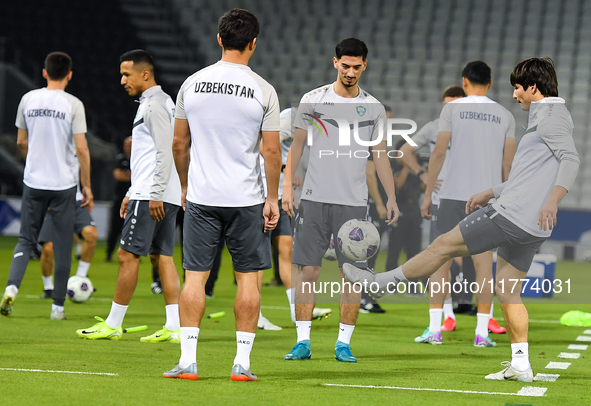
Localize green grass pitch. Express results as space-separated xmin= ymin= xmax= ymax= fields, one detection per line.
xmin=0 ymin=236 xmax=589 ymax=406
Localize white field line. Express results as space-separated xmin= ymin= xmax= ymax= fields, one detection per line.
xmin=576 ymin=335 xmax=591 ymax=342
xmin=23 ymin=295 xmax=111 ymax=302
xmin=322 ymin=383 xmax=547 ymax=397
xmin=568 ymin=344 xmax=588 ymax=350
xmin=528 ymin=319 xmax=561 ymax=324
xmin=545 ymin=362 xmax=571 ymax=370
xmin=558 ymin=352 xmax=580 ymax=359
xmin=0 ymin=368 xmax=118 ymax=376
xmin=534 ymin=373 xmax=560 ymax=382
xmin=584 ymin=329 xmax=591 ymax=335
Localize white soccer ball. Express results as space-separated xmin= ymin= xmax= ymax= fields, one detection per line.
xmin=337 ymin=219 xmax=380 ymax=261
xmin=323 ymin=234 xmax=337 ymax=261
xmin=67 ymin=276 xmax=94 ymax=303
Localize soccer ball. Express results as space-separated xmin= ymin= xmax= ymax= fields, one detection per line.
xmin=323 ymin=234 xmax=337 ymax=261
xmin=67 ymin=276 xmax=94 ymax=303
xmin=337 ymin=219 xmax=380 ymax=261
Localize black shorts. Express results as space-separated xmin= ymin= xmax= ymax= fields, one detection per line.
xmin=461 ymin=205 xmax=547 ymax=272
xmin=271 ymin=199 xmax=291 ymax=240
xmin=183 ymin=201 xmax=271 ymax=273
xmin=120 ymin=200 xmax=179 ymax=257
xmin=292 ymin=200 xmax=367 ymax=267
xmin=38 ymin=201 xmax=95 ymax=243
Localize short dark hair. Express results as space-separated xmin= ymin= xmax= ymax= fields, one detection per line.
xmin=442 ymin=85 xmax=466 ymax=101
xmin=119 ymin=49 xmax=155 ymax=73
xmin=44 ymin=52 xmax=72 ymax=80
xmin=335 ymin=38 xmax=368 ymax=61
xmin=218 ymin=9 xmax=259 ymax=51
xmin=510 ymin=57 xmax=559 ymax=97
xmin=461 ymin=61 xmax=491 ymax=86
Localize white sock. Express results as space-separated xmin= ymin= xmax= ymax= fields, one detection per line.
xmin=75 ymin=243 xmax=82 ymax=256
xmin=443 ymin=298 xmax=455 ymax=320
xmin=511 ymin=342 xmax=530 ymax=371
xmin=376 ymin=266 xmax=407 ymax=290
xmin=489 ymin=301 xmax=495 ymax=318
xmin=475 ymin=312 xmax=491 ymax=337
xmin=286 ymin=288 xmax=296 ymax=323
xmin=105 ymin=302 xmax=128 ymax=329
xmin=296 ymin=320 xmax=311 ymax=342
xmin=429 ymin=308 xmax=443 ymax=333
xmin=164 ymin=304 xmax=180 ymax=331
xmin=76 ymin=261 xmax=90 ymax=278
xmin=178 ymin=327 xmax=200 ymax=368
xmin=337 ymin=323 xmax=355 ymax=345
xmin=51 ymin=304 xmax=64 ymax=313
xmin=233 ymin=331 xmax=256 ymax=370
xmin=42 ymin=276 xmax=54 ymax=290
xmin=5 ymin=285 xmax=18 ymax=295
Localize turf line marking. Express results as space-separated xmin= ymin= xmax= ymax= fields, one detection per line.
xmin=534 ymin=373 xmax=560 ymax=382
xmin=528 ymin=319 xmax=561 ymax=324
xmin=558 ymin=352 xmax=580 ymax=359
xmin=0 ymin=368 xmax=118 ymax=376
xmin=260 ymin=305 xmax=290 ymax=310
xmin=576 ymin=335 xmax=591 ymax=342
xmin=545 ymin=362 xmax=571 ymax=370
xmin=23 ymin=295 xmax=111 ymax=302
xmin=584 ymin=329 xmax=591 ymax=335
xmin=568 ymin=344 xmax=588 ymax=350
xmin=322 ymin=384 xmax=547 ymax=397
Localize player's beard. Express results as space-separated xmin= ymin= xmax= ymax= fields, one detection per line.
xmin=340 ymin=76 xmax=358 ymax=88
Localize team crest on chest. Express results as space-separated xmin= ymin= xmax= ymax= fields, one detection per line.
xmin=356 ymin=106 xmax=366 ymax=116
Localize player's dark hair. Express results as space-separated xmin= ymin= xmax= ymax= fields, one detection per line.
xmin=44 ymin=52 xmax=72 ymax=80
xmin=510 ymin=57 xmax=559 ymax=97
xmin=461 ymin=61 xmax=491 ymax=86
xmin=218 ymin=9 xmax=260 ymax=51
xmin=119 ymin=49 xmax=155 ymax=73
xmin=442 ymin=85 xmax=466 ymax=100
xmin=335 ymin=38 xmax=368 ymax=61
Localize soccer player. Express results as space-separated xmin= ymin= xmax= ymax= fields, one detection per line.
xmin=76 ymin=49 xmax=182 ymax=343
xmin=413 ymin=62 xmax=516 ymax=347
xmin=38 ymin=186 xmax=98 ymax=298
xmin=164 ymin=9 xmax=281 ymax=381
xmin=344 ymin=57 xmax=579 ymax=381
xmin=1 ymin=52 xmax=93 ymax=320
xmin=283 ymin=38 xmax=399 ymax=363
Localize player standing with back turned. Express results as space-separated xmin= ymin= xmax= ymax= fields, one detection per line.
xmin=164 ymin=9 xmax=281 ymax=381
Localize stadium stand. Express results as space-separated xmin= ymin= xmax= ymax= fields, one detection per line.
xmin=162 ymin=0 xmax=589 ymax=209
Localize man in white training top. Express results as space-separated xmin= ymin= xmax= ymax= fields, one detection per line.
xmin=344 ymin=57 xmax=580 ymax=382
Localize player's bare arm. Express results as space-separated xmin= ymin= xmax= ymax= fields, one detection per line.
xmin=366 ymin=160 xmax=386 ymax=220
xmin=502 ymin=137 xmax=517 ymax=181
xmin=16 ymin=129 xmax=28 ymax=159
xmin=282 ymin=147 xmax=294 ymax=217
xmin=113 ymin=168 xmax=131 ymax=182
xmin=172 ymin=118 xmax=191 ymax=211
xmin=421 ymin=131 xmax=449 ymax=219
xmin=539 ymin=185 xmax=568 ymax=231
xmin=465 ymin=188 xmax=495 ymax=214
xmin=372 ymin=141 xmax=399 ymax=224
xmin=285 ymin=127 xmax=306 ymax=216
xmin=120 ymin=195 xmax=130 ymax=218
xmin=261 ymin=130 xmax=281 ymax=231
xmin=74 ymin=132 xmax=94 ymax=211
xmin=399 ymin=142 xmax=428 ymax=185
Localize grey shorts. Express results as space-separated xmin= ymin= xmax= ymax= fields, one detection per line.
xmin=38 ymin=201 xmax=95 ymax=243
xmin=292 ymin=200 xmax=368 ymax=267
xmin=429 ymin=204 xmax=439 ymax=244
xmin=183 ymin=201 xmax=271 ymax=273
xmin=460 ymin=204 xmax=547 ymax=272
xmin=437 ymin=199 xmax=467 ymax=236
xmin=270 ymin=199 xmax=291 ymax=240
xmin=120 ymin=200 xmax=179 ymax=257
